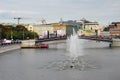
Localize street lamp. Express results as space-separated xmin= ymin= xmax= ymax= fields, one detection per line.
xmin=23 ymin=30 xmax=24 ymax=40
xmin=11 ymin=30 xmax=13 ymax=40
xmin=0 ymin=28 xmax=2 ymax=39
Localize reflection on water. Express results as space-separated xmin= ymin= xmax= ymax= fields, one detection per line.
xmin=0 ymin=39 xmax=120 ymax=80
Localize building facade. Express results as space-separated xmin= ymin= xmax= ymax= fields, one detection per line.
xmin=80 ymin=18 xmax=103 ymax=36
xmin=81 ymin=19 xmax=103 ymax=32
xmin=27 ymin=23 xmax=78 ymax=38
xmin=52 ymin=23 xmax=66 ymax=37
xmin=109 ymin=22 xmax=120 ymax=35
xmin=28 ymin=24 xmax=54 ymax=38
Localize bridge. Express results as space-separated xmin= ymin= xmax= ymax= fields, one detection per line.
xmin=79 ymin=36 xmax=112 ymax=42
xmin=35 ymin=36 xmax=112 ymax=43
xmin=35 ymin=37 xmax=67 ymax=43
xmin=35 ymin=36 xmax=120 ymax=48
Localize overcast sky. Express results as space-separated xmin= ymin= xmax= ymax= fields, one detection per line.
xmin=0 ymin=0 xmax=120 ymax=26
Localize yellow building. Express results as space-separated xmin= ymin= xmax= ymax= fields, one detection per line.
xmin=80 ymin=19 xmax=103 ymax=36
xmin=81 ymin=20 xmax=103 ymax=31
xmin=84 ymin=23 xmax=103 ymax=32
xmin=28 ymin=24 xmax=54 ymax=37
xmin=27 ymin=23 xmax=67 ymax=38
xmin=52 ymin=23 xmax=66 ymax=36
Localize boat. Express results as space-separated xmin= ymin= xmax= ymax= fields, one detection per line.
xmin=40 ymin=44 xmax=49 ymax=48
xmin=21 ymin=44 xmax=49 ymax=49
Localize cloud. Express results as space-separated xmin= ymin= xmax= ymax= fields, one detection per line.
xmin=0 ymin=0 xmax=120 ymax=25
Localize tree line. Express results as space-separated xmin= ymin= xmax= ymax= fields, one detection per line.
xmin=0 ymin=24 xmax=38 ymax=40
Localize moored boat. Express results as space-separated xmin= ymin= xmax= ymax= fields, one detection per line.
xmin=21 ymin=44 xmax=49 ymax=49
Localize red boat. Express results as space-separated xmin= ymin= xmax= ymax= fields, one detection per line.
xmin=41 ymin=44 xmax=49 ymax=48
xmin=21 ymin=44 xmax=49 ymax=49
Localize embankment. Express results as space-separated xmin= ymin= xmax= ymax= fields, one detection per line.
xmin=0 ymin=44 xmax=21 ymax=53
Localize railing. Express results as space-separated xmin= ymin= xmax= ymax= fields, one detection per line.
xmin=79 ymin=36 xmax=112 ymax=42
xmin=35 ymin=37 xmax=67 ymax=43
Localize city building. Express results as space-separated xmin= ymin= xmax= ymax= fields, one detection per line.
xmin=27 ymin=19 xmax=103 ymax=37
xmin=27 ymin=23 xmax=79 ymax=38
xmin=80 ymin=18 xmax=103 ymax=36
xmin=60 ymin=18 xmax=103 ymax=36
xmin=81 ymin=18 xmax=103 ymax=32
xmin=109 ymin=22 xmax=120 ymax=35
xmin=28 ymin=24 xmax=54 ymax=38
xmin=52 ymin=23 xmax=79 ymax=36
xmin=52 ymin=23 xmax=66 ymax=37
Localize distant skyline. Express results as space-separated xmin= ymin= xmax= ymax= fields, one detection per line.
xmin=0 ymin=0 xmax=120 ymax=26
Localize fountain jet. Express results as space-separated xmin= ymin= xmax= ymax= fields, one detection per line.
xmin=67 ymin=28 xmax=83 ymax=61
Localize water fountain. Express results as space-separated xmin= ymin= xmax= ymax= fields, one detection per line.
xmin=64 ymin=28 xmax=85 ymax=70
xmin=67 ymin=28 xmax=83 ymax=60
xmin=56 ymin=28 xmax=96 ymax=70
xmin=40 ymin=29 xmax=95 ymax=71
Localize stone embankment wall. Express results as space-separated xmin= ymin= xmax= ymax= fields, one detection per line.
xmin=0 ymin=40 xmax=35 ymax=53
xmin=0 ymin=39 xmax=66 ymax=53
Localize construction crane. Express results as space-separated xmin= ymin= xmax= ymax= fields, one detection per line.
xmin=14 ymin=17 xmax=22 ymax=24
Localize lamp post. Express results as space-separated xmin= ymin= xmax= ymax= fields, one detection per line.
xmin=11 ymin=30 xmax=13 ymax=40
xmin=0 ymin=28 xmax=1 ymax=39
xmin=34 ymin=31 xmax=35 ymax=39
xmin=23 ymin=30 xmax=24 ymax=40
xmin=33 ymin=28 xmax=35 ymax=39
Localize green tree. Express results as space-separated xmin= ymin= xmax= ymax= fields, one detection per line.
xmin=0 ymin=25 xmax=12 ymax=39
xmin=104 ymin=27 xmax=109 ymax=31
xmin=0 ymin=24 xmax=39 ymax=40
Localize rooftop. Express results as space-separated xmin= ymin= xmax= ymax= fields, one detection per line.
xmin=112 ymin=22 xmax=120 ymax=24
xmin=33 ymin=24 xmax=53 ymax=27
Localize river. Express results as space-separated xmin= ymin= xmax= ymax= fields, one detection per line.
xmin=0 ymin=39 xmax=120 ymax=80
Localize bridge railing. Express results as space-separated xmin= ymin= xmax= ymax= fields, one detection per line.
xmin=79 ymin=36 xmax=112 ymax=42
xmin=35 ymin=36 xmax=67 ymax=43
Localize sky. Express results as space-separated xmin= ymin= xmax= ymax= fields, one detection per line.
xmin=0 ymin=0 xmax=120 ymax=26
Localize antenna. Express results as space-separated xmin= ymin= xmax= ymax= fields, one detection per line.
xmin=14 ymin=17 xmax=22 ymax=24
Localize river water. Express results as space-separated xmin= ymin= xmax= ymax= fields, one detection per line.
xmin=0 ymin=39 xmax=120 ymax=80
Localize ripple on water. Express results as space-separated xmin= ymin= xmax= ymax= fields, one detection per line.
xmin=38 ymin=57 xmax=97 ymax=71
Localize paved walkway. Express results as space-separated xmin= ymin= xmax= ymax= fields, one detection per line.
xmin=0 ymin=44 xmax=21 ymax=54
